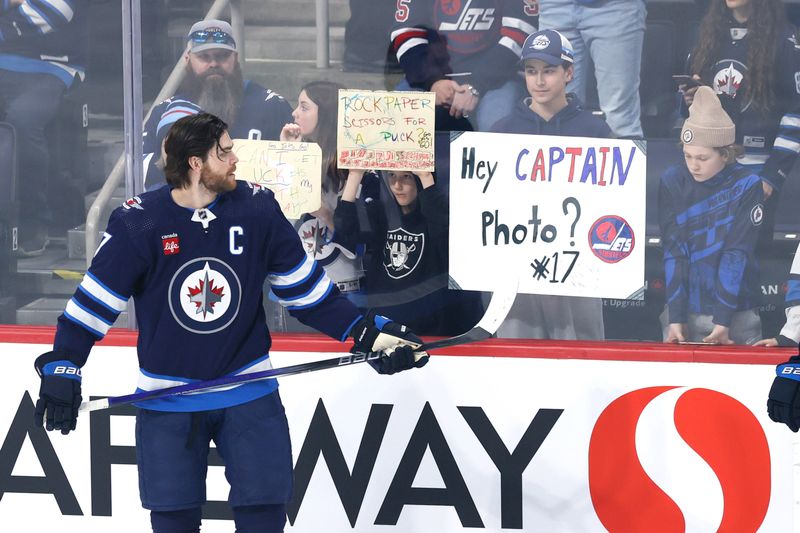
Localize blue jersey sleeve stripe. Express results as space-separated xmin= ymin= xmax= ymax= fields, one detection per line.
xmin=77 ymin=284 xmax=124 ymax=315
xmin=268 ymin=254 xmax=315 ymax=286
xmin=62 ymin=308 xmax=106 ymax=338
xmin=37 ymin=0 xmax=72 ymax=23
xmin=20 ymin=3 xmax=50 ymax=34
xmin=67 ymin=298 xmax=114 ymax=327
xmin=271 ymin=264 xmax=323 ymax=297
xmin=280 ymin=277 xmax=333 ymax=310
xmin=85 ymin=271 xmax=128 ymax=305
xmin=276 ymin=272 xmax=331 ymax=304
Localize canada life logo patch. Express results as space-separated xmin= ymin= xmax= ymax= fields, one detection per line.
xmin=168 ymin=257 xmax=242 ymax=334
xmin=589 ymin=215 xmax=634 ymax=263
xmin=588 ymin=387 xmax=770 ymax=532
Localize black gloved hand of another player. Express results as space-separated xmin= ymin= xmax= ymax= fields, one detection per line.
xmin=33 ymin=350 xmax=83 ymax=435
xmin=768 ymin=355 xmax=800 ymax=432
xmin=350 ymin=313 xmax=429 ymax=375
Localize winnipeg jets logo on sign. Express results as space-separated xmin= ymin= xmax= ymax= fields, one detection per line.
xmin=169 ymin=257 xmax=242 ymax=334
xmin=383 ymin=228 xmax=424 ymax=279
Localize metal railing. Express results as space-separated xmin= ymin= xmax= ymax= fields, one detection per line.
xmin=86 ymin=0 xmax=331 ymax=266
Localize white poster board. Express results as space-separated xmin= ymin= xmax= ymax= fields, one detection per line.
xmin=233 ymin=139 xmax=322 ymax=219
xmin=449 ymin=132 xmax=647 ymax=299
xmin=337 ymin=89 xmax=435 ymax=172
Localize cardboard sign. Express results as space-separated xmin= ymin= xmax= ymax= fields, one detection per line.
xmin=233 ymin=139 xmax=322 ymax=219
xmin=449 ymin=131 xmax=647 ymax=299
xmin=337 ymin=89 xmax=435 ymax=171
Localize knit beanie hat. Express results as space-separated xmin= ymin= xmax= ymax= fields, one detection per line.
xmin=680 ymin=86 xmax=735 ymax=147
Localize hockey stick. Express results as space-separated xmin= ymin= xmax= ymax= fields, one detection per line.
xmin=79 ymin=281 xmax=518 ymax=413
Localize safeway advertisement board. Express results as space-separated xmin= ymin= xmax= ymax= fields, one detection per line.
xmin=0 ymin=342 xmax=794 ymax=532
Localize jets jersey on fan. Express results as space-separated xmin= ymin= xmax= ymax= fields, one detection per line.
xmin=142 ymin=81 xmax=292 ymax=188
xmin=659 ymin=164 xmax=764 ymax=327
xmin=391 ymin=0 xmax=538 ymax=93
xmin=53 ymin=181 xmax=361 ymax=411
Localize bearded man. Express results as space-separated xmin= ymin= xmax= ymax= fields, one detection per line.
xmin=143 ymin=19 xmax=292 ymax=189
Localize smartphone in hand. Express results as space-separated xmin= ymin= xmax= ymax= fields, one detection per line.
xmin=672 ymin=75 xmax=702 ymax=88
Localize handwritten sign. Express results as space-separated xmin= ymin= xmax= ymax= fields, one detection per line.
xmin=337 ymin=89 xmax=435 ymax=171
xmin=449 ymin=131 xmax=647 ymax=299
xmin=233 ymin=139 xmax=322 ymax=219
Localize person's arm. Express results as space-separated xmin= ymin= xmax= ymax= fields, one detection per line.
xmin=710 ymin=174 xmax=764 ymax=332
xmin=390 ymin=1 xmax=450 ymax=92
xmin=35 ymin=208 xmax=147 ymax=434
xmin=0 ymin=0 xmax=74 ymax=40
xmin=465 ymin=1 xmax=538 ymax=95
xmin=757 ymin=36 xmax=800 ymax=195
xmin=416 ymin=172 xmax=449 ymax=243
xmin=658 ymin=171 xmax=690 ymax=336
xmin=262 ymin=191 xmax=429 ymax=373
xmin=756 ymin=241 xmax=800 ymax=346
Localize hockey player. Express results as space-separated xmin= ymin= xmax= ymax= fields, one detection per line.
xmin=142 ymin=19 xmax=292 ymax=189
xmin=32 ymin=113 xmax=428 ymax=533
xmin=660 ymin=86 xmax=764 ymax=345
xmin=390 ymin=0 xmax=539 ymax=131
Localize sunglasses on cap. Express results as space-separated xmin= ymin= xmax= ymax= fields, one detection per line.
xmin=189 ymin=30 xmax=235 ymax=46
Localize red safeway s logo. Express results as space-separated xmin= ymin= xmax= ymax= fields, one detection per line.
xmin=588 ymin=387 xmax=770 ymax=532
xmin=162 ymin=236 xmax=180 ymax=255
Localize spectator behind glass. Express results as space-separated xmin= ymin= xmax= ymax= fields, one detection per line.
xmin=0 ymin=0 xmax=87 ymax=256
xmin=660 ymin=87 xmax=764 ymax=344
xmin=538 ymin=0 xmax=646 ymax=138
xmin=680 ymin=0 xmax=800 ymax=205
xmin=755 ymin=240 xmax=800 ymax=346
xmin=335 ymin=169 xmax=484 ymax=336
xmin=390 ymin=0 xmax=538 ymax=131
xmin=280 ymin=81 xmax=378 ymax=294
xmin=143 ymin=19 xmax=292 ymax=189
xmin=491 ymin=30 xmax=610 ymax=340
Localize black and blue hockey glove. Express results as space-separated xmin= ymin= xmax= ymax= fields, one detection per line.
xmin=33 ymin=350 xmax=83 ymax=435
xmin=350 ymin=313 xmax=429 ymax=375
xmin=768 ymin=355 xmax=800 ymax=432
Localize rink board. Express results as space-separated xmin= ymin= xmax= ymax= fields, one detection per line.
xmin=0 ymin=334 xmax=796 ymax=532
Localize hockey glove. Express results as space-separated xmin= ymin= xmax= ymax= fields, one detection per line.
xmin=33 ymin=350 xmax=83 ymax=435
xmin=768 ymin=355 xmax=800 ymax=432
xmin=350 ymin=313 xmax=429 ymax=375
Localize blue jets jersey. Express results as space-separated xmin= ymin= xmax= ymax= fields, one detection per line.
xmin=53 ymin=181 xmax=361 ymax=411
xmin=659 ymin=164 xmax=764 ymax=326
xmin=390 ymin=0 xmax=538 ymax=93
xmin=142 ymin=80 xmax=293 ymax=189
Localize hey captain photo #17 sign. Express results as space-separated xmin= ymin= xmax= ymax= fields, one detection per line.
xmin=449 ymin=131 xmax=647 ymax=299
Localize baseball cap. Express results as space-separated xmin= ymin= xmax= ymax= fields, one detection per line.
xmin=520 ymin=29 xmax=574 ymax=66
xmin=187 ymin=19 xmax=236 ymax=54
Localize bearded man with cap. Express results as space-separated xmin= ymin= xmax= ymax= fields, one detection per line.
xmin=659 ymin=86 xmax=765 ymax=345
xmin=143 ymin=19 xmax=292 ymax=189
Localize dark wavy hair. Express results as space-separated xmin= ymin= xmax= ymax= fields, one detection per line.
xmin=690 ymin=0 xmax=786 ymax=112
xmin=163 ymin=113 xmax=228 ymax=189
xmin=300 ymin=80 xmax=347 ymax=193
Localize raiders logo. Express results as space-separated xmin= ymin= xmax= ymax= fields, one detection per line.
xmin=383 ymin=228 xmax=424 ymax=279
xmin=168 ymin=257 xmax=242 ymax=334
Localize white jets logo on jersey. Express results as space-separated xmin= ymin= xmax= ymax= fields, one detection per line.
xmin=439 ymin=0 xmax=495 ymax=31
xmin=169 ymin=257 xmax=242 ymax=334
xmin=247 ymin=182 xmax=267 ymax=196
xmin=122 ymin=196 xmax=144 ymax=210
xmin=383 ymin=228 xmax=424 ymax=279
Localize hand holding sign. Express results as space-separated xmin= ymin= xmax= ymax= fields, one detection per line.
xmin=232 ymin=139 xmax=322 ymax=219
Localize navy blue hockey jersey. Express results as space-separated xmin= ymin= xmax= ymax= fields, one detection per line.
xmin=390 ymin=0 xmax=538 ymax=94
xmin=659 ymin=164 xmax=764 ymax=326
xmin=54 ymin=181 xmax=361 ymax=411
xmin=143 ymin=81 xmax=292 ymax=188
